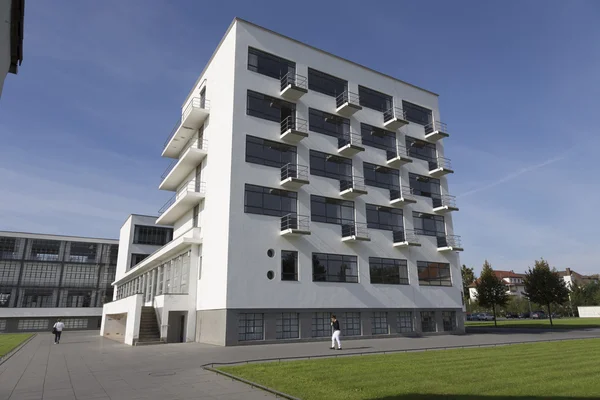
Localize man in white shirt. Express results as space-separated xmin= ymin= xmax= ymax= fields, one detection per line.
xmin=53 ymin=319 xmax=65 ymax=344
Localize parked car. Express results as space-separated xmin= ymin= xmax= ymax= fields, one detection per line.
xmin=505 ymin=312 xmax=519 ymax=319
xmin=466 ymin=313 xmax=475 ymax=321
xmin=519 ymin=312 xmax=530 ymax=319
xmin=476 ymin=313 xmax=495 ymax=321
xmin=531 ymin=311 xmax=547 ymax=319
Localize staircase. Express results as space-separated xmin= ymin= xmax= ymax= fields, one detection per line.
xmin=136 ymin=306 xmax=163 ymax=346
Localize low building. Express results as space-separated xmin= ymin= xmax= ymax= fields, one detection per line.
xmin=468 ymin=270 xmax=526 ymax=302
xmin=0 ymin=0 xmax=24 ymax=97
xmin=558 ymin=268 xmax=599 ymax=290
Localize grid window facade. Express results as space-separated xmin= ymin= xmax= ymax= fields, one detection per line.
xmin=310 ymin=195 xmax=355 ymax=226
xmin=371 ymin=312 xmax=389 ymax=335
xmin=358 ymin=85 xmax=393 ymax=112
xmin=312 ymin=252 xmax=358 ymax=283
xmin=307 ymin=67 xmax=347 ymax=97
xmin=276 ymin=313 xmax=299 ymax=339
xmin=369 ymin=257 xmax=409 ymax=285
xmin=398 ymin=311 xmax=414 ymax=333
xmin=68 ymin=242 xmax=97 ymax=263
xmin=442 ymin=311 xmax=457 ymax=332
xmin=133 ymin=226 xmax=172 ymax=246
xmin=417 ymin=261 xmax=452 ymax=286
xmin=366 ymin=204 xmax=403 ymax=231
xmin=60 ymin=290 xmax=92 ymax=308
xmin=248 ymin=47 xmax=295 ymax=79
xmin=238 ymin=313 xmax=264 ymax=341
xmin=17 ymin=319 xmax=49 ymax=331
xmin=363 ymin=162 xmax=400 ymax=191
xmin=360 ymin=123 xmax=396 ymax=152
xmin=281 ymin=251 xmax=298 ymax=281
xmin=246 ymin=135 xmax=297 ymax=168
xmin=403 ymin=101 xmax=433 ymax=126
xmin=130 ymin=253 xmax=148 ymax=269
xmin=311 ymin=312 xmax=331 ymax=337
xmin=246 ymin=90 xmax=295 ymax=123
xmin=421 ymin=311 xmax=437 ymax=333
xmin=413 ymin=212 xmax=445 ymax=237
xmin=309 ymin=150 xmax=352 ymax=181
xmin=341 ymin=312 xmax=361 ymax=336
xmin=21 ymin=289 xmax=54 ymax=308
xmin=64 ymin=318 xmax=88 ymax=329
xmin=0 ymin=262 xmax=20 ymax=285
xmin=20 ymin=264 xmax=60 ymax=286
xmin=61 ymin=265 xmax=97 ymax=288
xmin=0 ymin=320 xmax=5 ymax=330
xmin=0 ymin=237 xmax=20 ymax=259
xmin=244 ymin=184 xmax=297 ymax=217
xmin=308 ymin=108 xmax=350 ymax=139
xmin=29 ymin=239 xmax=61 ymax=261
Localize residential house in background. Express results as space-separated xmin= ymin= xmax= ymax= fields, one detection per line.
xmin=468 ymin=270 xmax=526 ymax=302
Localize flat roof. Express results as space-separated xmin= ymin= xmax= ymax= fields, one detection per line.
xmin=0 ymin=230 xmax=118 ymax=243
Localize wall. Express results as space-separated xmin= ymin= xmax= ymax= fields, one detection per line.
xmin=0 ymin=307 xmax=102 ymax=318
xmin=101 ymin=294 xmax=143 ymax=345
xmin=578 ymin=306 xmax=600 ymax=318
xmin=0 ymin=0 xmax=11 ymax=97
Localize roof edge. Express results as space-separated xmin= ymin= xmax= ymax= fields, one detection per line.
xmin=0 ymin=230 xmax=118 ymax=243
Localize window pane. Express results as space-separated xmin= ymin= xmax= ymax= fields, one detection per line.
xmin=247 ymin=47 xmax=295 ymax=80
xmin=312 ymin=252 xmax=358 ymax=283
xmin=358 ymin=85 xmax=392 ymax=112
xmin=308 ymin=68 xmax=347 ymax=97
xmin=403 ymin=101 xmax=433 ymax=126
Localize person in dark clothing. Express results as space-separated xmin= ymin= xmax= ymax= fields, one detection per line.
xmin=330 ymin=315 xmax=342 ymax=350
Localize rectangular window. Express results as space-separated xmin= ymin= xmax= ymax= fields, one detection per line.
xmin=311 ymin=312 xmax=331 ymax=337
xmin=68 ymin=242 xmax=97 ymax=263
xmin=17 ymin=319 xmax=49 ymax=331
xmin=308 ymin=108 xmax=350 ymax=139
xmin=29 ymin=239 xmax=61 ymax=261
xmin=365 ymin=204 xmax=403 ymax=231
xmin=307 ymin=68 xmax=347 ymax=97
xmin=20 ymin=264 xmax=60 ymax=286
xmin=133 ymin=226 xmax=173 ymax=246
xmin=247 ymin=47 xmax=295 ymax=80
xmin=371 ymin=312 xmax=389 ymax=335
xmin=61 ymin=265 xmax=97 ymax=288
xmin=341 ymin=312 xmax=361 ymax=336
xmin=417 ymin=261 xmax=452 ymax=286
xmin=309 ymin=150 xmax=352 ymax=181
xmin=421 ymin=311 xmax=436 ymax=333
xmin=22 ymin=290 xmax=54 ymax=308
xmin=360 ymin=123 xmax=396 ymax=152
xmin=246 ymin=90 xmax=296 ymax=123
xmin=276 ymin=313 xmax=299 ymax=339
xmin=246 ymin=135 xmax=297 ymax=168
xmin=406 ymin=136 xmax=437 ymax=164
xmin=108 ymin=245 xmax=119 ymax=265
xmin=238 ymin=313 xmax=264 ymax=341
xmin=442 ymin=311 xmax=457 ymax=331
xmin=312 ymin=252 xmax=358 ymax=283
xmin=0 ymin=320 xmax=6 ymax=331
xmin=310 ymin=195 xmax=355 ymax=226
xmin=281 ymin=251 xmax=298 ymax=281
xmin=413 ymin=212 xmax=445 ymax=237
xmin=0 ymin=261 xmax=20 ymax=285
xmin=129 ymin=253 xmax=147 ymax=269
xmin=64 ymin=318 xmax=88 ymax=329
xmin=409 ymin=173 xmax=441 ymax=205
xmin=0 ymin=237 xmax=19 ymax=259
xmin=398 ymin=311 xmax=414 ymax=333
xmin=363 ymin=162 xmax=400 ymax=190
xmin=369 ymin=257 xmax=409 ymax=285
xmin=244 ymin=184 xmax=297 ymax=217
xmin=193 ymin=205 xmax=199 ymax=228
xmin=358 ymin=85 xmax=393 ymax=112
xmin=403 ymin=101 xmax=433 ymax=126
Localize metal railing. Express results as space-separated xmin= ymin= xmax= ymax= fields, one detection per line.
xmin=437 ymin=234 xmax=462 ymax=248
xmin=338 ymin=131 xmax=362 ymax=149
xmin=158 ymin=180 xmax=206 ymax=215
xmin=340 ymin=176 xmax=366 ymax=192
xmin=429 ymin=157 xmax=452 ymax=171
xmin=383 ymin=107 xmax=407 ymax=123
xmin=336 ymin=90 xmax=360 ymax=108
xmin=342 ymin=222 xmax=370 ymax=239
xmin=281 ymin=116 xmax=308 ymax=134
xmin=163 ymin=97 xmax=210 ymax=149
xmin=390 ymin=185 xmax=416 ymax=201
xmin=280 ymin=72 xmax=308 ymax=92
xmin=432 ymin=194 xmax=457 ymax=209
xmin=425 ymin=121 xmax=448 ymax=135
xmin=161 ymin=138 xmax=208 ymax=179
xmin=281 ymin=163 xmax=308 ymax=181
xmin=393 ymin=229 xmax=420 ymax=244
xmin=281 ymin=213 xmax=310 ymax=232
xmin=161 ymin=160 xmax=177 ymax=179
xmin=386 ymin=144 xmax=410 ymax=162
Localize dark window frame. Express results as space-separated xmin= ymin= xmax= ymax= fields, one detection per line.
xmin=307 ymin=67 xmax=347 ymax=97
xmin=247 ymin=47 xmax=296 ymax=80
xmin=417 ymin=261 xmax=452 ymax=286
xmin=365 ymin=204 xmax=403 ymax=231
xmin=312 ymin=252 xmax=358 ymax=283
xmin=244 ymin=184 xmax=297 ymax=218
xmin=358 ymin=85 xmax=393 ymax=112
xmin=281 ymin=250 xmax=298 ymax=281
xmin=369 ymin=257 xmax=409 ymax=285
xmin=310 ymin=195 xmax=355 ymax=226
xmin=402 ymin=100 xmax=433 ymax=126
xmin=133 ymin=226 xmax=173 ymax=246
xmin=360 ymin=123 xmax=396 ymax=152
xmin=405 ymin=136 xmax=437 ymax=163
xmin=247 ymin=90 xmax=296 ymax=123
xmin=308 ymin=108 xmax=350 ymax=139
xmin=409 ymin=173 xmax=441 ymax=206
xmin=130 ymin=254 xmax=149 ymax=269
xmin=246 ymin=135 xmax=297 ymax=168
xmin=412 ymin=212 xmax=445 ymax=237
xmin=309 ymin=150 xmax=352 ymax=181
xmin=363 ymin=162 xmax=400 ymax=191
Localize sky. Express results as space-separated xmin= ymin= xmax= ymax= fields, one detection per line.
xmin=1 ymin=0 xmax=599 ymax=275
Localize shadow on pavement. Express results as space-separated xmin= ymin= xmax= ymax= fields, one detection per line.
xmin=367 ymin=395 xmax=595 ymax=400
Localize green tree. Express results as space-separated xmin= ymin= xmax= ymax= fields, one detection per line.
xmin=523 ymin=259 xmax=570 ymax=326
xmin=475 ymin=260 xmax=509 ymax=326
xmin=461 ymin=264 xmax=475 ymax=302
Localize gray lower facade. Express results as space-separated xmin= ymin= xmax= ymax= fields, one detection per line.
xmin=0 ymin=315 xmax=102 ymax=333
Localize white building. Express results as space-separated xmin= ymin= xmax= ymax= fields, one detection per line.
xmin=0 ymin=0 xmax=24 ymax=98
xmin=101 ymin=18 xmax=465 ymax=346
xmin=468 ymin=270 xmax=526 ymax=302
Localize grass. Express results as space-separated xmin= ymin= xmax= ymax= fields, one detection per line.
xmin=466 ymin=317 xmax=600 ymax=329
xmin=0 ymin=334 xmax=33 ymax=357
xmin=219 ymin=339 xmax=600 ymax=399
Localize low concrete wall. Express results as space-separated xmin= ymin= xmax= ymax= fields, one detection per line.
xmin=101 ymin=294 xmax=143 ymax=345
xmin=578 ymin=306 xmax=600 ymax=318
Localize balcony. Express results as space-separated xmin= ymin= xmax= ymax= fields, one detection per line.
xmin=383 ymin=107 xmax=409 ymax=130
xmin=429 ymin=157 xmax=454 ymax=178
xmin=281 ymin=116 xmax=309 ymax=143
xmin=433 ymin=194 xmax=459 ymax=214
xmin=280 ymin=214 xmax=311 ymax=236
xmin=280 ymin=72 xmax=308 ymax=101
xmin=335 ymin=90 xmax=362 ymax=117
xmin=338 ymin=132 xmax=365 ymax=157
xmin=386 ymin=144 xmax=413 ymax=168
xmin=156 ymin=181 xmax=206 ymax=225
xmin=393 ymin=229 xmax=421 ymax=247
xmin=424 ymin=121 xmax=450 ymax=142
xmin=162 ymin=97 xmax=210 ymax=158
xmin=437 ymin=235 xmax=464 ymax=252
xmin=280 ymin=163 xmax=309 ymax=190
xmin=340 ymin=176 xmax=368 ymax=199
xmin=342 ymin=222 xmax=370 ymax=242
xmin=159 ymin=138 xmax=208 ymax=191
xmin=390 ymin=186 xmax=418 ymax=207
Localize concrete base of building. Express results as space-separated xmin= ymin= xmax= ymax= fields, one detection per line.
xmin=0 ymin=316 xmax=102 ymax=333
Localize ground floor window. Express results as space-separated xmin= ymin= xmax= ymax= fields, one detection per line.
xmin=276 ymin=313 xmax=299 ymax=339
xmin=397 ymin=311 xmax=414 ymax=333
xmin=0 ymin=320 xmax=6 ymax=331
xmin=442 ymin=311 xmax=456 ymax=331
xmin=421 ymin=311 xmax=436 ymax=333
xmin=238 ymin=313 xmax=264 ymax=341
xmin=311 ymin=312 xmax=331 ymax=337
xmin=371 ymin=312 xmax=389 ymax=335
xmin=342 ymin=312 xmax=361 ymax=336
xmin=17 ymin=319 xmax=49 ymax=331
xmin=64 ymin=318 xmax=88 ymax=330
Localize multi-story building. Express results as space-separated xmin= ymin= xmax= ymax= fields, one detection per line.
xmin=468 ymin=270 xmax=526 ymax=302
xmin=0 ymin=0 xmax=24 ymax=98
xmin=0 ymin=231 xmax=118 ymax=333
xmin=102 ymin=18 xmax=464 ymax=346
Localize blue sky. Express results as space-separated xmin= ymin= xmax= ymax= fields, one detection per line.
xmin=1 ymin=0 xmax=599 ymax=275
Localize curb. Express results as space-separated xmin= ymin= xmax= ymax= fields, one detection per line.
xmin=204 ymin=366 xmax=300 ymax=400
xmin=0 ymin=333 xmax=37 ymax=367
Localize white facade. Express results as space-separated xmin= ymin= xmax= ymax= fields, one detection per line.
xmin=104 ymin=18 xmax=465 ymax=346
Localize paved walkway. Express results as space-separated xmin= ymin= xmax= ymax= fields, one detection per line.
xmin=2 ymin=329 xmax=600 ymax=400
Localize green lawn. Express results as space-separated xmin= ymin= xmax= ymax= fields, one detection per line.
xmin=0 ymin=334 xmax=33 ymax=357
xmin=220 ymin=339 xmax=600 ymax=399
xmin=466 ymin=317 xmax=600 ymax=329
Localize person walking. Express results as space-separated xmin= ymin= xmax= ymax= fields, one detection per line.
xmin=330 ymin=314 xmax=342 ymax=350
xmin=52 ymin=319 xmax=65 ymax=344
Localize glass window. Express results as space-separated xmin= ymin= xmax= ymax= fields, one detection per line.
xmin=358 ymin=85 xmax=392 ymax=112
xmin=29 ymin=239 xmax=61 ymax=261
xmin=281 ymin=251 xmax=298 ymax=281
xmin=406 ymin=136 xmax=437 ymax=163
xmin=61 ymin=265 xmax=97 ymax=288
xmin=21 ymin=289 xmax=54 ymax=308
xmin=363 ymin=162 xmax=400 ymax=190
xmin=276 ymin=313 xmax=299 ymax=339
xmin=421 ymin=311 xmax=436 ymax=333
xmin=309 ymin=150 xmax=352 ymax=181
xmin=371 ymin=312 xmax=389 ymax=335
xmin=402 ymin=101 xmax=433 ymax=126
xmin=130 ymin=254 xmax=148 ymax=269
xmin=307 ymin=68 xmax=347 ymax=97
xmin=308 ymin=108 xmax=350 ymax=139
xmin=133 ymin=226 xmax=173 ymax=246
xmin=341 ymin=312 xmax=361 ymax=336
xmin=0 ymin=261 xmax=20 ymax=285
xmin=64 ymin=318 xmax=88 ymax=329
xmin=398 ymin=311 xmax=414 ymax=333
xmin=409 ymin=173 xmax=441 ymax=205
xmin=442 ymin=311 xmax=457 ymax=331
xmin=417 ymin=261 xmax=452 ymax=286
xmin=17 ymin=319 xmax=49 ymax=331
xmin=246 ymin=90 xmax=296 ymax=123
xmin=246 ymin=135 xmax=297 ymax=168
xmin=107 ymin=245 xmax=118 ymax=265
xmin=312 ymin=252 xmax=358 ymax=283
xmin=68 ymin=242 xmax=97 ymax=263
xmin=0 ymin=320 xmax=6 ymax=331
xmin=238 ymin=313 xmax=264 ymax=341
xmin=244 ymin=184 xmax=297 ymax=217
xmin=247 ymin=47 xmax=295 ymax=79
xmin=413 ymin=212 xmax=445 ymax=237
xmin=311 ymin=312 xmax=331 ymax=337
xmin=360 ymin=123 xmax=396 ymax=152
xmin=310 ymin=195 xmax=355 ymax=226
xmin=20 ymin=264 xmax=60 ymax=286
xmin=369 ymin=257 xmax=409 ymax=285
xmin=0 ymin=237 xmax=19 ymax=259
xmin=366 ymin=204 xmax=403 ymax=231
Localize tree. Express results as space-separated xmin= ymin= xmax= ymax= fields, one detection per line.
xmin=523 ymin=259 xmax=570 ymax=326
xmin=461 ymin=264 xmax=475 ymax=302
xmin=475 ymin=260 xmax=509 ymax=326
